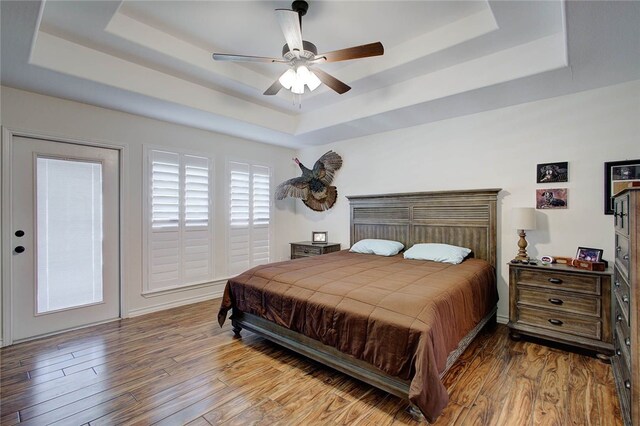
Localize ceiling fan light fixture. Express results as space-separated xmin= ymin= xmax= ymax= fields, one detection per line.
xmin=278 ymin=68 xmax=296 ymax=89
xmin=306 ymin=70 xmax=322 ymax=91
xmin=291 ymin=79 xmax=305 ymax=94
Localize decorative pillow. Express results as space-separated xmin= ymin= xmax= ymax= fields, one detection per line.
xmin=349 ymin=239 xmax=404 ymax=256
xmin=403 ymin=243 xmax=471 ymax=264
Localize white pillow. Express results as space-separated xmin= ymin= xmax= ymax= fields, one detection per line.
xmin=403 ymin=243 xmax=471 ymax=264
xmin=349 ymin=239 xmax=404 ymax=256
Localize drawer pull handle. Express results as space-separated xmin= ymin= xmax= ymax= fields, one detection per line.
xmin=615 ymin=281 xmax=620 ymax=287
xmin=616 ymin=246 xmax=622 ymax=252
xmin=303 ymin=249 xmax=309 ymax=254
xmin=616 ymin=313 xmax=623 ymax=322
xmin=548 ymin=278 xmax=563 ymax=284
xmin=616 ymin=349 xmax=621 ymax=356
xmin=625 ymin=338 xmax=631 ymax=347
xmin=625 ymin=380 xmax=631 ymax=390
xmin=623 ymin=295 xmax=629 ymax=303
xmin=623 ymin=254 xmax=629 ymax=260
xmin=548 ymin=319 xmax=563 ymax=326
xmin=548 ymin=298 xmax=563 ymax=305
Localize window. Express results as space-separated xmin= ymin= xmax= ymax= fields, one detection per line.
xmin=144 ymin=149 xmax=213 ymax=292
xmin=228 ymin=161 xmax=272 ymax=276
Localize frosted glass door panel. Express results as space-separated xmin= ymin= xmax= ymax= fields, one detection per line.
xmin=36 ymin=157 xmax=104 ymax=313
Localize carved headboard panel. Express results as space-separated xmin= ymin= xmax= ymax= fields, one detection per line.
xmin=347 ymin=189 xmax=501 ymax=269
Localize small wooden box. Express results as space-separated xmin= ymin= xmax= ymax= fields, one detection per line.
xmin=572 ymin=260 xmax=606 ymax=271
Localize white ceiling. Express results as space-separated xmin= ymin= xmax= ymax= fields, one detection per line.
xmin=1 ymin=1 xmax=639 ymax=148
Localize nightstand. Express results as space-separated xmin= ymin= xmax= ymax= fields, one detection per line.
xmin=290 ymin=241 xmax=341 ymax=259
xmin=508 ymin=262 xmax=613 ymax=357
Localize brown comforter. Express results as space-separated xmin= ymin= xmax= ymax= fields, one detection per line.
xmin=217 ymin=250 xmax=497 ymax=422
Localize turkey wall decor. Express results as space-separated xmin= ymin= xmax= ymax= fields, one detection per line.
xmin=275 ymin=151 xmax=343 ymax=211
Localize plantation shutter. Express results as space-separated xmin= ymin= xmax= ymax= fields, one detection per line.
xmin=183 ymin=155 xmax=212 ymax=283
xmin=228 ymin=161 xmax=271 ymax=276
xmin=149 ymin=150 xmax=180 ymax=288
xmin=147 ymin=149 xmax=213 ymax=292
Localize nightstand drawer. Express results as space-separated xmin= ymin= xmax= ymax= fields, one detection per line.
xmin=516 ymin=306 xmax=602 ymax=340
xmin=293 ymin=245 xmax=322 ymax=257
xmin=517 ymin=287 xmax=600 ymax=317
xmin=515 ymin=269 xmax=601 ymax=295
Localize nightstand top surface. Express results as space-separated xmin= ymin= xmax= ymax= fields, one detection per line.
xmin=291 ymin=241 xmax=341 ymax=246
xmin=508 ymin=261 xmax=612 ymax=276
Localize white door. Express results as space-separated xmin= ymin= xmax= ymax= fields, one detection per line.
xmin=10 ymin=136 xmax=120 ymax=341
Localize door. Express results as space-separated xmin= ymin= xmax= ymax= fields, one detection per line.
xmin=10 ymin=136 xmax=120 ymax=341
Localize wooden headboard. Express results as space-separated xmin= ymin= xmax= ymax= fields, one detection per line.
xmin=347 ymin=189 xmax=501 ymax=269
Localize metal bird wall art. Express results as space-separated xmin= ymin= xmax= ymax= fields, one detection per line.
xmin=275 ymin=151 xmax=343 ymax=211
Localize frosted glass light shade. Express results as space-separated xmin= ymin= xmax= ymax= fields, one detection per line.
xmin=512 ymin=207 xmax=536 ymax=230
xmin=306 ymin=70 xmax=322 ymax=91
xmin=278 ymin=69 xmax=296 ymax=89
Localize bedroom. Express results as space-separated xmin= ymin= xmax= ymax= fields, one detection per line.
xmin=1 ymin=0 xmax=639 ymax=425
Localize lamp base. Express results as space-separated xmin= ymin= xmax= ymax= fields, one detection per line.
xmin=515 ymin=230 xmax=529 ymax=261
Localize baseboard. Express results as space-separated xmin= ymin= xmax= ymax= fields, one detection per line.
xmin=127 ymin=282 xmax=225 ymax=318
xmin=497 ymin=314 xmax=508 ymax=325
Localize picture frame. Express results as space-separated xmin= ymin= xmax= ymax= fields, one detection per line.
xmin=537 ymin=161 xmax=568 ymax=183
xmin=311 ymin=231 xmax=328 ymax=244
xmin=536 ymin=188 xmax=567 ymax=209
xmin=604 ymin=159 xmax=640 ymax=215
xmin=575 ymin=246 xmax=603 ymax=262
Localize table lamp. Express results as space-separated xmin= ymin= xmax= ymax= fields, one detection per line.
xmin=512 ymin=207 xmax=536 ymax=261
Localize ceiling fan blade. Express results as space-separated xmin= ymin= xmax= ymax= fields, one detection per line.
xmin=311 ymin=68 xmax=351 ymax=94
xmin=317 ymin=42 xmax=384 ymax=63
xmin=212 ymin=53 xmax=286 ymax=63
xmin=263 ymin=79 xmax=283 ymax=96
xmin=275 ymin=9 xmax=303 ymax=55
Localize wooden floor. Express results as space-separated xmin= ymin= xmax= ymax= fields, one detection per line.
xmin=0 ymin=299 xmax=622 ymax=426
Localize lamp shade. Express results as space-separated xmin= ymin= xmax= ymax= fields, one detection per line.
xmin=512 ymin=207 xmax=536 ymax=230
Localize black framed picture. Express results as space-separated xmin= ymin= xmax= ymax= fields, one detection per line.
xmin=575 ymin=247 xmax=603 ymax=262
xmin=604 ymin=159 xmax=640 ymax=214
xmin=312 ymin=231 xmax=327 ymax=244
xmin=537 ymin=162 xmax=568 ymax=183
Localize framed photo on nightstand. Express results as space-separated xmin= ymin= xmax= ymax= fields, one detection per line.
xmin=312 ymin=231 xmax=328 ymax=244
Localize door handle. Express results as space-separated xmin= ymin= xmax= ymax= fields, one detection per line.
xmin=14 ymin=246 xmax=25 ymax=254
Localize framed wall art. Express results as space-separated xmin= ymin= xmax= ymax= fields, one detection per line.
xmin=536 ymin=188 xmax=567 ymax=209
xmin=537 ymin=161 xmax=568 ymax=183
xmin=604 ymin=159 xmax=640 ymax=214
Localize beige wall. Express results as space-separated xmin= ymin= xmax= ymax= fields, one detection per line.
xmin=0 ymin=86 xmax=297 ymax=343
xmin=293 ymin=80 xmax=640 ymax=321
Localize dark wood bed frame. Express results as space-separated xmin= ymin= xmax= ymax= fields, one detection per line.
xmin=231 ymin=189 xmax=501 ymax=408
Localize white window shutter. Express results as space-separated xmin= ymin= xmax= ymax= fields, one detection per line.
xmin=146 ymin=149 xmax=213 ymax=292
xmin=228 ymin=162 xmax=251 ymax=276
xmin=183 ymin=155 xmax=212 ymax=283
xmin=228 ymin=161 xmax=271 ymax=276
xmin=251 ymin=165 xmax=271 ymax=266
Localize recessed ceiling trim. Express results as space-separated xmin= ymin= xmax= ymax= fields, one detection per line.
xmin=29 ymin=31 xmax=297 ymax=134
xmin=105 ymin=10 xmax=273 ymax=93
xmin=297 ymin=32 xmax=569 ymax=135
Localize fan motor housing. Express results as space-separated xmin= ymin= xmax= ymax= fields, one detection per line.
xmin=282 ymin=40 xmax=318 ymax=61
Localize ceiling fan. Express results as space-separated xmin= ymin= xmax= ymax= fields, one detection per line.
xmin=212 ymin=0 xmax=384 ymax=96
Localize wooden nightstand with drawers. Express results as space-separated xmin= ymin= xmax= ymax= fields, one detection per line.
xmin=290 ymin=241 xmax=341 ymax=259
xmin=508 ymin=262 xmax=613 ymax=357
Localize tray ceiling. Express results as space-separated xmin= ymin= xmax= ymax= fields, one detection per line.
xmin=1 ymin=1 xmax=639 ymax=147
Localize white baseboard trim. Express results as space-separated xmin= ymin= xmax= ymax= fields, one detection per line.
xmin=497 ymin=314 xmax=508 ymax=325
xmin=127 ymin=283 xmax=225 ymax=318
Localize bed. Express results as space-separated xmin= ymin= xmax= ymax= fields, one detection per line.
xmin=218 ymin=189 xmax=500 ymax=422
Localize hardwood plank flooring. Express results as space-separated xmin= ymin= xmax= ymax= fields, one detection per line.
xmin=0 ymin=299 xmax=622 ymax=425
